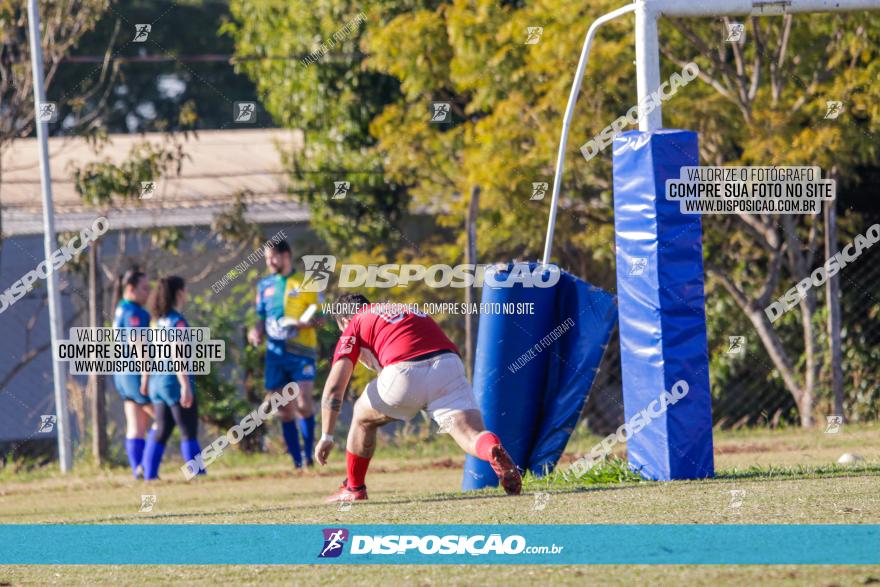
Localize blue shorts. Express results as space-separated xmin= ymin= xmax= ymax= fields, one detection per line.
xmin=147 ymin=374 xmax=194 ymax=406
xmin=264 ymin=352 xmax=316 ymax=391
xmin=148 ymin=382 xmax=179 ymax=406
xmin=113 ymin=374 xmax=150 ymax=405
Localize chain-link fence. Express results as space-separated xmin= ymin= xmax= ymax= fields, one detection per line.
xmin=582 ymin=212 xmax=880 ymax=435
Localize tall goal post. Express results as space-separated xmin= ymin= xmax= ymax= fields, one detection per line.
xmin=540 ymin=0 xmax=880 ymax=480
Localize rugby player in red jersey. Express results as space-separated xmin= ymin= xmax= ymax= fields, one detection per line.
xmin=314 ymin=293 xmax=522 ymax=502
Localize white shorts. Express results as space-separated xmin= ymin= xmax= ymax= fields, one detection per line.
xmin=364 ymin=352 xmax=479 ymax=423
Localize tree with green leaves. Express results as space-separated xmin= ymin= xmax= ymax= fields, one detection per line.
xmin=224 ymin=0 xmax=880 ymax=427
xmin=223 ymin=0 xmax=408 ymax=256
xmin=662 ymin=13 xmax=880 ymax=426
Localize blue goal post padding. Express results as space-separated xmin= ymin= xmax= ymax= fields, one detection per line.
xmin=612 ymin=129 xmax=715 ymax=481
xmin=462 ymin=265 xmax=617 ymax=490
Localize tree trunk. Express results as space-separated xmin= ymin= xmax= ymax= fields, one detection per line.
xmin=824 ymin=200 xmax=845 ymax=420
xmin=797 ymin=387 xmax=814 ymax=428
xmin=779 ymin=215 xmax=820 ymax=427
xmin=89 ymin=242 xmax=108 ymax=462
xmin=743 ymin=307 xmax=801 ymax=395
xmin=797 ymin=287 xmax=819 ymax=428
xmin=464 ymin=185 xmax=480 ymax=381
xmin=713 ymin=271 xmax=814 ymax=427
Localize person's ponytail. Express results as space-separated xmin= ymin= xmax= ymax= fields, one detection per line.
xmin=149 ymin=275 xmax=185 ymax=317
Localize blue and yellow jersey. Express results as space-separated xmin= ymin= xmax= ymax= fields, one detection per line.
xmin=256 ymin=271 xmax=323 ymax=359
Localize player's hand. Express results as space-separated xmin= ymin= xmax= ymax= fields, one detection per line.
xmin=139 ymin=382 xmax=148 ymax=396
xmin=247 ymin=327 xmax=262 ymax=346
xmin=180 ymin=386 xmax=193 ymax=408
xmin=315 ymin=438 xmax=334 ymax=465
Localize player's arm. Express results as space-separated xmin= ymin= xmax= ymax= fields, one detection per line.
xmin=137 ymin=321 xmax=149 ymax=396
xmin=248 ymin=318 xmax=265 ymax=345
xmin=174 ymin=322 xmax=193 ymax=407
xmin=314 ymin=357 xmax=354 ymax=465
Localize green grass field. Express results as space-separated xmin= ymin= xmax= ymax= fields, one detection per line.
xmin=1 ymin=424 xmax=878 ymax=585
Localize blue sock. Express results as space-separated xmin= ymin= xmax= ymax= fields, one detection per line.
xmin=140 ymin=429 xmax=156 ymax=474
xmin=142 ymin=434 xmax=166 ymax=480
xmin=281 ymin=420 xmax=303 ymax=468
xmin=125 ymin=438 xmax=145 ymax=477
xmin=297 ymin=415 xmax=315 ymax=466
xmin=180 ymin=439 xmax=206 ymax=475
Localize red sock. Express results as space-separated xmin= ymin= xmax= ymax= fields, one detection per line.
xmin=475 ymin=432 xmax=501 ymax=461
xmin=346 ymin=451 xmax=371 ymax=488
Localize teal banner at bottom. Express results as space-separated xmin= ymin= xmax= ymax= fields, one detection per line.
xmin=1 ymin=525 xmax=877 ymax=565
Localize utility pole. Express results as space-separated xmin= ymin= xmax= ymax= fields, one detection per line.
xmin=27 ymin=0 xmax=72 ymax=472
xmin=824 ymin=197 xmax=845 ymax=420
xmin=89 ymin=244 xmax=107 ymax=461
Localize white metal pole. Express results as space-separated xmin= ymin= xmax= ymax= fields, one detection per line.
xmin=541 ymin=3 xmax=636 ymax=265
xmin=635 ymin=2 xmax=663 ymax=131
xmin=645 ymin=0 xmax=880 ymax=18
xmin=27 ymin=0 xmax=73 ymax=473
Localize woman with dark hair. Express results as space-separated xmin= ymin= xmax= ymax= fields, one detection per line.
xmin=142 ymin=276 xmax=205 ymax=480
xmin=112 ymin=269 xmax=153 ymax=478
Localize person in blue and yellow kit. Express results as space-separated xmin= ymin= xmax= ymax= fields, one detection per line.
xmin=247 ymin=240 xmax=323 ymax=469
xmin=112 ymin=269 xmax=153 ymax=478
xmin=141 ymin=276 xmax=205 ymax=480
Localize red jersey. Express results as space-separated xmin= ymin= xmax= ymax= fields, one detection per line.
xmin=332 ymin=304 xmax=459 ymax=368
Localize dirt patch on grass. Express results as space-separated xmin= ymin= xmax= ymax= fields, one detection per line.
xmin=715 ymin=442 xmax=784 ymax=455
